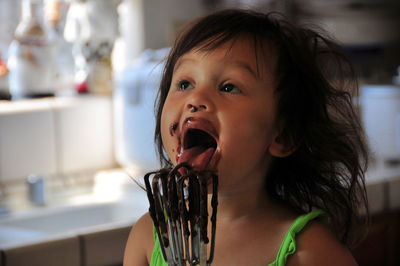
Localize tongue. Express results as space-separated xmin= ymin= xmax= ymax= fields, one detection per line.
xmin=177 ymin=146 xmax=215 ymax=172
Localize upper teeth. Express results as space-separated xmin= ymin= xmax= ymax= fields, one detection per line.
xmin=178 ymin=147 xmax=183 ymax=158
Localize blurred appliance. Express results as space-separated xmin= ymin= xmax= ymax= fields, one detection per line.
xmin=113 ymin=48 xmax=169 ymax=172
xmin=361 ymin=84 xmax=400 ymax=167
xmin=295 ymin=0 xmax=400 ymax=47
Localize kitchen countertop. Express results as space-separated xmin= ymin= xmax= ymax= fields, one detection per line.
xmin=0 ymin=168 xmax=149 ymax=249
xmin=0 ymin=163 xmax=399 ymax=250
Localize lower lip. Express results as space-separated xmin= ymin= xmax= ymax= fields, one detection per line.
xmin=207 ymin=148 xmax=220 ymax=172
xmin=177 ymin=148 xmax=219 ymax=176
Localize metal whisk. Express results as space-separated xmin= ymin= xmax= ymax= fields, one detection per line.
xmin=144 ymin=163 xmax=218 ymax=266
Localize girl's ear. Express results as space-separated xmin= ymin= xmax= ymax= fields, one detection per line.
xmin=268 ymin=133 xmax=295 ymax=158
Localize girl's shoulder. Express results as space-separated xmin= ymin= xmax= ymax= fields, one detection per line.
xmin=286 ymin=219 xmax=357 ymax=266
xmin=124 ymin=212 xmax=155 ymax=266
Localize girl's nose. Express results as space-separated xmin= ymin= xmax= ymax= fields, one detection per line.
xmin=185 ymin=85 xmax=215 ymax=113
xmin=187 ymin=103 xmax=206 ymax=113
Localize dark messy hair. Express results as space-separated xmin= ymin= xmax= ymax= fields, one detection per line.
xmin=154 ymin=9 xmax=368 ymax=247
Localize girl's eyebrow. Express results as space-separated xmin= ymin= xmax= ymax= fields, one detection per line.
xmin=174 ymin=56 xmax=259 ymax=80
xmin=230 ymin=61 xmax=258 ymax=79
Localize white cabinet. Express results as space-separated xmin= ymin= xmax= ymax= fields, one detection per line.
xmin=0 ymin=96 xmax=116 ymax=183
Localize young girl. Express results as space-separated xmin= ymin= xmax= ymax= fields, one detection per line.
xmin=124 ymin=9 xmax=368 ymax=266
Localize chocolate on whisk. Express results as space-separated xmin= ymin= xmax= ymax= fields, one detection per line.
xmin=144 ymin=163 xmax=218 ymax=266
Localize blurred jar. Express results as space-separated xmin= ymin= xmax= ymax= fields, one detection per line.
xmin=0 ymin=53 xmax=10 ymax=100
xmin=7 ymin=0 xmax=56 ymax=100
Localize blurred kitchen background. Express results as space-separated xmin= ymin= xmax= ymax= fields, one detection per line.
xmin=0 ymin=0 xmax=399 ymax=265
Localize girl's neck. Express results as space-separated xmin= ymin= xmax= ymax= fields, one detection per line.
xmin=209 ymin=184 xmax=273 ymax=222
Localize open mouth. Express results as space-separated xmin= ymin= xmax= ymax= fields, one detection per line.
xmin=184 ymin=128 xmax=217 ymax=151
xmin=177 ymin=127 xmax=218 ymax=171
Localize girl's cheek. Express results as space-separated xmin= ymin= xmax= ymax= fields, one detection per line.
xmin=160 ymin=109 xmax=177 ymax=163
xmin=160 ymin=123 xmax=170 ymax=153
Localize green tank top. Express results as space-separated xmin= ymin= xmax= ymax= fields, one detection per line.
xmin=150 ymin=210 xmax=324 ymax=266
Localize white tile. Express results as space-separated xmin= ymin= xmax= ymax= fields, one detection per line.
xmin=54 ymin=96 xmax=115 ymax=174
xmin=0 ymin=107 xmax=57 ymax=182
xmin=388 ymin=177 xmax=400 ymax=210
xmin=365 ymin=181 xmax=385 ymax=215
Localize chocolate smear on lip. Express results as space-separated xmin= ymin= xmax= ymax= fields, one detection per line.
xmin=178 ymin=127 xmax=217 ymax=173
xmin=170 ymin=122 xmax=178 ymax=136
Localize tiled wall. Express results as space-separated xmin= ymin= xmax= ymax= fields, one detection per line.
xmin=0 ymin=96 xmax=116 ymax=184
xmin=365 ymin=166 xmax=400 ymax=214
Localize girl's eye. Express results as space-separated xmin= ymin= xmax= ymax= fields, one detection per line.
xmin=178 ymin=80 xmax=194 ymax=91
xmin=220 ymin=83 xmax=241 ymax=94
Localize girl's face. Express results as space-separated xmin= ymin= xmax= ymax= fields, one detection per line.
xmin=160 ymin=38 xmax=284 ymax=193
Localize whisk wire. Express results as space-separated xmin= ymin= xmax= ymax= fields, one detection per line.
xmin=144 ymin=163 xmax=218 ymax=266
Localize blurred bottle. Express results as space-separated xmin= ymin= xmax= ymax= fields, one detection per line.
xmin=7 ymin=0 xmax=56 ymax=100
xmin=44 ymin=0 xmax=75 ymax=95
xmin=64 ymin=0 xmax=118 ymax=95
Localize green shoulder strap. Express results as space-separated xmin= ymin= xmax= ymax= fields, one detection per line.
xmin=269 ymin=210 xmax=325 ymax=266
